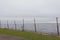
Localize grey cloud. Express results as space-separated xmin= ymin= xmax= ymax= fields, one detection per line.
xmin=0 ymin=0 xmax=60 ymax=18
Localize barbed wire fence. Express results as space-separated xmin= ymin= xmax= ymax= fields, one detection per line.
xmin=0 ymin=17 xmax=59 ymax=36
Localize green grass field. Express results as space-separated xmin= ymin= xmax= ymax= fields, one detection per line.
xmin=0 ymin=28 xmax=60 ymax=40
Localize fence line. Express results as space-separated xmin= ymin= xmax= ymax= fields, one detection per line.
xmin=0 ymin=17 xmax=60 ymax=36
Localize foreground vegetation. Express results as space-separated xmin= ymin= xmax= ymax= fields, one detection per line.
xmin=0 ymin=28 xmax=60 ymax=40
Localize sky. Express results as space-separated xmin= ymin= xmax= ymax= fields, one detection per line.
xmin=0 ymin=0 xmax=60 ymax=18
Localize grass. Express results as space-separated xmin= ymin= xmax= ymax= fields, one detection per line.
xmin=0 ymin=28 xmax=60 ymax=40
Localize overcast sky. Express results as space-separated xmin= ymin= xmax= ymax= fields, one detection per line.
xmin=0 ymin=0 xmax=60 ymax=18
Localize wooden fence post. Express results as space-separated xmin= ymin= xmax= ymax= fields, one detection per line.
xmin=22 ymin=19 xmax=24 ymax=31
xmin=34 ymin=18 xmax=37 ymax=32
xmin=0 ymin=20 xmax=1 ymax=28
xmin=7 ymin=20 xmax=9 ymax=29
xmin=56 ymin=17 xmax=59 ymax=36
xmin=14 ymin=20 xmax=17 ymax=30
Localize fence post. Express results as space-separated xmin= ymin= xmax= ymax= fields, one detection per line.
xmin=0 ymin=20 xmax=1 ymax=28
xmin=7 ymin=20 xmax=9 ymax=29
xmin=34 ymin=18 xmax=37 ymax=32
xmin=56 ymin=17 xmax=59 ymax=36
xmin=22 ymin=19 xmax=24 ymax=31
xmin=14 ymin=20 xmax=17 ymax=30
